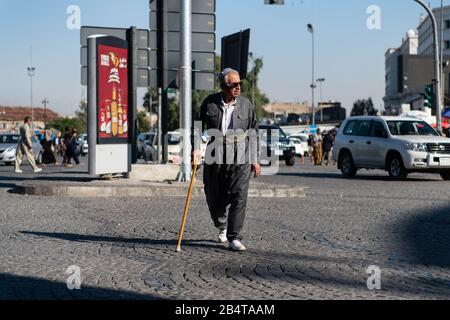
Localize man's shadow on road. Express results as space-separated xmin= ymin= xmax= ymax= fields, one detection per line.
xmin=0 ymin=272 xmax=161 ymax=300
xmin=20 ymin=231 xmax=223 ymax=251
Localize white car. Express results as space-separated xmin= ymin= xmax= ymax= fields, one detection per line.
xmin=332 ymin=116 xmax=450 ymax=180
xmin=289 ymin=134 xmax=309 ymax=156
xmin=289 ymin=137 xmax=305 ymax=157
xmin=0 ymin=133 xmax=43 ymax=165
xmin=78 ymin=133 xmax=88 ymax=156
xmin=168 ymin=131 xmax=181 ymax=164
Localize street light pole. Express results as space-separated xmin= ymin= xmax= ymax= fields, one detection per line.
xmin=42 ymin=98 xmax=49 ymax=130
xmin=316 ymin=78 xmax=326 ymax=122
xmin=307 ymin=24 xmax=316 ymax=127
xmin=27 ymin=47 xmax=36 ymax=131
xmin=178 ymin=0 xmax=192 ymax=182
xmin=249 ymin=52 xmax=255 ymax=107
xmin=414 ymin=0 xmax=443 ymax=134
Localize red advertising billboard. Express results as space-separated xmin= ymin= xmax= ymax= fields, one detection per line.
xmin=97 ymin=37 xmax=129 ymax=144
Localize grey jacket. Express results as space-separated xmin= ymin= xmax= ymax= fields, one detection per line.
xmin=194 ymin=93 xmax=259 ymax=164
xmin=19 ymin=123 xmax=33 ymax=149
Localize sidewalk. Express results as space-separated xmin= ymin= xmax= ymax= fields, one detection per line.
xmin=9 ymin=163 xmax=306 ymax=198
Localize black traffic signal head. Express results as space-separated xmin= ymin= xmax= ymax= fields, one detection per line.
xmin=424 ymin=84 xmax=435 ymax=108
xmin=265 ymin=0 xmax=285 ymax=4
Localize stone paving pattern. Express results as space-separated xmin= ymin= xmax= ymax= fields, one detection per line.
xmin=1 ymin=161 xmax=450 ymax=300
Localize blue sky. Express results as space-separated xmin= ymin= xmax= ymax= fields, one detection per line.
xmin=0 ymin=0 xmax=441 ymax=116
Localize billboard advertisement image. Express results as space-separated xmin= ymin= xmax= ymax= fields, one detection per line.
xmin=97 ymin=38 xmax=128 ymax=144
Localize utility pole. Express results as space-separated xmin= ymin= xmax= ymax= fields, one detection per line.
xmin=414 ymin=0 xmax=443 ymax=134
xmin=440 ymin=0 xmax=445 ymax=115
xmin=316 ymin=78 xmax=325 ymax=123
xmin=249 ymin=52 xmax=255 ymax=107
xmin=27 ymin=47 xmax=36 ymax=131
xmin=42 ymin=98 xmax=49 ymax=130
xmin=178 ymin=0 xmax=192 ymax=182
xmin=307 ymin=24 xmax=316 ymax=127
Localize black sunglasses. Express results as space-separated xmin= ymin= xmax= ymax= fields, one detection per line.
xmin=226 ymin=81 xmax=242 ymax=89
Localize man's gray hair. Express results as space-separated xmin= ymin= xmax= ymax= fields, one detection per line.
xmin=220 ymin=68 xmax=239 ymax=88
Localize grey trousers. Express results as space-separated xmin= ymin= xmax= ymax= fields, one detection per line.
xmin=15 ymin=143 xmax=38 ymax=171
xmin=203 ymin=164 xmax=251 ymax=241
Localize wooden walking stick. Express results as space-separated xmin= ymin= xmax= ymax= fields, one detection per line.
xmin=176 ymin=160 xmax=199 ymax=252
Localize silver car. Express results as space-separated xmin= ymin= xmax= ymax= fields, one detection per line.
xmin=333 ymin=116 xmax=450 ymax=180
xmin=0 ymin=133 xmax=43 ymax=165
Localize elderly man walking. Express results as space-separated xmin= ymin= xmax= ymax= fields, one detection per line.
xmin=193 ymin=68 xmax=261 ymax=252
xmin=15 ymin=117 xmax=42 ymax=173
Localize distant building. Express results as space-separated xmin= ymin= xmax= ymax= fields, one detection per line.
xmin=263 ymin=102 xmax=311 ymax=124
xmin=385 ymin=6 xmax=450 ymax=115
xmin=316 ymin=102 xmax=346 ymax=123
xmin=417 ymin=6 xmax=450 ymax=56
xmin=384 ymin=30 xmax=422 ymax=115
xmin=0 ymin=106 xmax=61 ymax=132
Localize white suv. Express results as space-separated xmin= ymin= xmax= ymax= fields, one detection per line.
xmin=332 ymin=116 xmax=450 ymax=180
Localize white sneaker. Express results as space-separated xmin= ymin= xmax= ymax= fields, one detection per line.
xmin=218 ymin=229 xmax=228 ymax=243
xmin=34 ymin=168 xmax=42 ymax=173
xmin=229 ymin=240 xmax=246 ymax=252
xmin=15 ymin=169 xmax=23 ymax=173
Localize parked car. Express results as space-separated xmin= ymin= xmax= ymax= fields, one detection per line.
xmin=332 ymin=116 xmax=450 ymax=180
xmin=137 ymin=131 xmax=182 ymax=163
xmin=78 ymin=134 xmax=88 ymax=156
xmin=137 ymin=132 xmax=156 ymax=159
xmin=142 ymin=133 xmax=158 ymax=163
xmin=259 ymin=124 xmax=296 ymax=166
xmin=289 ymin=133 xmax=309 ymax=156
xmin=0 ymin=133 xmax=43 ymax=165
xmin=167 ymin=131 xmax=181 ymax=164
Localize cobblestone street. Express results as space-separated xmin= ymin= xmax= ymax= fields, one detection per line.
xmin=1 ymin=161 xmax=450 ymax=300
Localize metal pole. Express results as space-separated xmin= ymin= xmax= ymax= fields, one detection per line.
xmin=87 ymin=36 xmax=99 ymax=176
xmin=312 ymin=31 xmax=315 ymax=126
xmin=316 ymin=78 xmax=325 ymax=122
xmin=178 ymin=0 xmax=192 ymax=182
xmin=42 ymin=99 xmax=48 ymax=130
xmin=441 ymin=0 xmax=445 ymax=112
xmin=249 ymin=52 xmax=255 ymax=107
xmin=157 ymin=87 xmax=162 ymax=164
xmin=127 ymin=26 xmax=139 ymax=167
xmin=30 ymin=74 xmax=34 ymax=128
xmin=29 ymin=47 xmax=35 ymax=131
xmin=415 ymin=0 xmax=443 ymax=134
xmin=308 ymin=24 xmax=316 ymax=127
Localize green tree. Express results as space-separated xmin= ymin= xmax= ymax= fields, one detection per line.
xmin=47 ymin=100 xmax=88 ymax=134
xmin=47 ymin=117 xmax=85 ymax=134
xmin=242 ymin=56 xmax=269 ymax=119
xmin=76 ymin=99 xmax=88 ymax=127
xmin=142 ymin=55 xmax=271 ymax=130
xmin=142 ymin=88 xmax=158 ymax=114
xmin=137 ymin=111 xmax=150 ymax=133
xmin=351 ymin=98 xmax=378 ymax=116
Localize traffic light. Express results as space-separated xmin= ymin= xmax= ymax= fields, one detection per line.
xmin=424 ymin=84 xmax=435 ymax=109
xmin=265 ymin=0 xmax=284 ymax=4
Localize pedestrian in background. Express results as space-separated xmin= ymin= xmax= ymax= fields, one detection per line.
xmin=322 ymin=131 xmax=334 ymax=166
xmin=307 ymin=134 xmax=314 ymax=164
xmin=55 ymin=131 xmax=63 ymax=157
xmin=312 ymin=128 xmax=323 ymax=166
xmin=65 ymin=128 xmax=80 ymax=167
xmin=14 ymin=116 xmax=42 ymax=173
xmin=41 ymin=131 xmax=57 ymax=166
xmin=61 ymin=127 xmax=71 ymax=166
